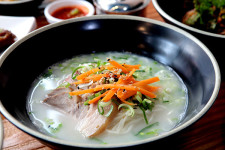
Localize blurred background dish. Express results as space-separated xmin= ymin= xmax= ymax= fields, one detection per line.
xmin=93 ymin=0 xmax=151 ymax=15
xmin=0 ymin=16 xmax=36 ymax=51
xmin=0 ymin=16 xmax=36 ymax=40
xmin=44 ymin=0 xmax=95 ymax=24
xmin=0 ymin=0 xmax=44 ymax=15
xmin=152 ymin=0 xmax=225 ymax=79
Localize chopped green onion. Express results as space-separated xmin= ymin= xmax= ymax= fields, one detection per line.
xmin=45 ymin=118 xmax=54 ymax=125
xmin=118 ymin=104 xmax=135 ymax=117
xmin=70 ymin=8 xmax=80 ymax=16
xmin=111 ymin=98 xmax=120 ymax=105
xmin=146 ymin=129 xmax=159 ymax=136
xmin=42 ymin=68 xmax=53 ymax=78
xmin=28 ymin=111 xmax=33 ymax=115
xmin=132 ymin=74 xmax=137 ymax=78
xmin=91 ymin=138 xmax=107 ymax=144
xmin=142 ymin=99 xmax=154 ymax=111
xmin=99 ymin=100 xmax=111 ymax=107
xmin=57 ymin=82 xmax=71 ymax=88
xmin=49 ymin=123 xmax=63 ymax=133
xmin=71 ymin=66 xmax=84 ymax=79
xmin=135 ymin=122 xmax=159 ymax=136
xmin=98 ymin=100 xmax=104 ymax=115
xmin=135 ymin=70 xmax=145 ymax=72
xmin=134 ymin=92 xmax=142 ymax=103
xmin=139 ymin=106 xmax=148 ymax=124
xmin=112 ymin=55 xmax=129 ymax=60
xmin=104 ymin=105 xmax=114 ymax=117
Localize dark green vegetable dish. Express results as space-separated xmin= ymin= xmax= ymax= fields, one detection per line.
xmin=183 ymin=0 xmax=225 ymax=34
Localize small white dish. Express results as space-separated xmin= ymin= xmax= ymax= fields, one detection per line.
xmin=44 ymin=0 xmax=95 ymax=24
xmin=0 ymin=16 xmax=36 ymax=40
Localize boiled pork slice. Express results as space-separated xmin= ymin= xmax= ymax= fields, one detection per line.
xmin=43 ymin=87 xmax=118 ymax=138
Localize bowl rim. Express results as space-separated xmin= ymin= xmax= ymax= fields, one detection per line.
xmin=44 ymin=0 xmax=95 ymax=24
xmin=0 ymin=15 xmax=221 ymax=148
xmin=152 ymin=0 xmax=225 ymax=39
xmin=0 ymin=0 xmax=33 ymax=4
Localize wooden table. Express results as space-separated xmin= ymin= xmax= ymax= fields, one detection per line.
xmin=1 ymin=1 xmax=225 ymax=150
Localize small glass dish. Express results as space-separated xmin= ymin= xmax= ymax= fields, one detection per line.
xmin=93 ymin=0 xmax=151 ymax=15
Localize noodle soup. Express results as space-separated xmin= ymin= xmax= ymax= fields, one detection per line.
xmin=27 ymin=52 xmax=187 ymax=144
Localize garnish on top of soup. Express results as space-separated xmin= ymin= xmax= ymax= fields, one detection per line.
xmin=27 ymin=52 xmax=187 ymax=144
xmin=51 ymin=5 xmax=89 ymax=20
xmin=182 ymin=0 xmax=225 ymax=34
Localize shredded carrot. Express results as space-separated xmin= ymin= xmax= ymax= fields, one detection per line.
xmin=127 ymin=68 xmax=136 ymax=78
xmin=106 ymin=65 xmax=117 ymax=71
xmin=107 ymin=59 xmax=129 ymax=73
xmin=102 ymin=89 xmax=117 ymax=102
xmin=94 ymin=84 xmax=136 ymax=91
xmin=76 ymin=67 xmax=104 ymax=80
xmin=117 ymin=89 xmax=136 ymax=100
xmin=94 ymin=84 xmax=156 ymax=98
xmin=118 ymin=98 xmax=136 ymax=105
xmin=123 ymin=63 xmax=141 ymax=69
xmin=134 ymin=77 xmax=160 ymax=86
xmin=69 ymin=88 xmax=96 ymax=96
xmin=73 ymin=74 xmax=107 ymax=84
xmin=88 ymin=91 xmax=110 ymax=104
xmin=138 ymin=85 xmax=159 ymax=92
xmin=69 ymin=58 xmax=160 ymax=107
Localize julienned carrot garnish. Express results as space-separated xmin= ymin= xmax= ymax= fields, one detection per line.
xmin=76 ymin=66 xmax=104 ymax=80
xmin=69 ymin=58 xmax=160 ymax=106
xmin=102 ymin=77 xmax=124 ymax=102
xmin=69 ymin=88 xmax=95 ymax=96
xmin=119 ymin=98 xmax=136 ymax=106
xmin=73 ymin=74 xmax=107 ymax=84
xmin=88 ymin=91 xmax=110 ymax=104
xmin=133 ymin=77 xmax=160 ymax=86
xmin=122 ymin=64 xmax=141 ymax=69
xmin=107 ymin=58 xmax=129 ymax=73
xmin=102 ymin=89 xmax=117 ymax=102
xmin=127 ymin=68 xmax=136 ymax=78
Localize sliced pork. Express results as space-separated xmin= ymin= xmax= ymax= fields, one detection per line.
xmin=43 ymin=86 xmax=118 ymax=138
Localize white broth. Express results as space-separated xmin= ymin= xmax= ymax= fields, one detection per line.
xmin=27 ymin=52 xmax=188 ymax=144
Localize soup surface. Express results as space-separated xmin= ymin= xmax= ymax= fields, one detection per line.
xmin=27 ymin=52 xmax=188 ymax=144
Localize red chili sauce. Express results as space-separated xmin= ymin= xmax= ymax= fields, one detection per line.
xmin=52 ymin=5 xmax=89 ymax=20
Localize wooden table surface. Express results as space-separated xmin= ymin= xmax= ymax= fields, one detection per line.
xmin=1 ymin=1 xmax=225 ymax=150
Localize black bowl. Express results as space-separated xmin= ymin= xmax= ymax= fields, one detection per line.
xmin=0 ymin=0 xmax=43 ymax=16
xmin=0 ymin=15 xmax=221 ymax=149
xmin=152 ymin=0 xmax=225 ymax=80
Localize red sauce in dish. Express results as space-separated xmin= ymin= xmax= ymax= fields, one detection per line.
xmin=52 ymin=5 xmax=89 ymax=20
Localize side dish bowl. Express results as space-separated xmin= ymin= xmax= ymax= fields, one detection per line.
xmin=152 ymin=0 xmax=225 ymax=79
xmin=0 ymin=0 xmax=43 ymax=15
xmin=0 ymin=15 xmax=221 ymax=149
xmin=44 ymin=0 xmax=95 ymax=24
